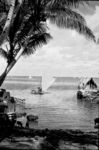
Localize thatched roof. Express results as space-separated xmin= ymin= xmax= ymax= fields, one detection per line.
xmin=79 ymin=77 xmax=98 ymax=89
xmin=86 ymin=78 xmax=97 ymax=88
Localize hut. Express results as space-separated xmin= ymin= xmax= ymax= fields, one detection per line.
xmin=78 ymin=78 xmax=98 ymax=91
xmin=77 ymin=78 xmax=99 ymax=99
xmin=85 ymin=78 xmax=97 ymax=89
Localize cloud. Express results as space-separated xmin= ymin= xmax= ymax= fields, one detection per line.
xmin=78 ymin=1 xmax=99 ymax=15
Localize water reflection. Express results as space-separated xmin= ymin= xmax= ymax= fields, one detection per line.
xmin=29 ymin=120 xmax=38 ymax=129
xmin=10 ymin=89 xmax=99 ymax=131
xmin=77 ymin=97 xmax=99 ymax=128
xmin=77 ymin=97 xmax=99 ymax=112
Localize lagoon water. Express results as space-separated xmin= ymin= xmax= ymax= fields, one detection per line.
xmin=2 ymin=76 xmax=99 ymax=131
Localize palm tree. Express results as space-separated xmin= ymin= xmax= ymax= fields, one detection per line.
xmin=0 ymin=0 xmax=96 ymax=86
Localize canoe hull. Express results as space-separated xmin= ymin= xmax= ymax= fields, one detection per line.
xmin=77 ymin=90 xmax=99 ymax=101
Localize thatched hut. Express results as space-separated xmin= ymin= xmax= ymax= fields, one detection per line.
xmin=77 ymin=78 xmax=99 ymax=99
xmin=78 ymin=78 xmax=98 ymax=90
xmin=85 ymin=78 xmax=97 ymax=89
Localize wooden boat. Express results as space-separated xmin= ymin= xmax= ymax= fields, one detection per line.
xmin=31 ymin=76 xmax=55 ymax=95
xmin=31 ymin=87 xmax=44 ymax=95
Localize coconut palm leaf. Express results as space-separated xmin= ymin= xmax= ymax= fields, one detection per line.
xmin=22 ymin=32 xmax=52 ymax=56
xmin=28 ymin=32 xmax=52 ymax=47
xmin=21 ymin=0 xmax=95 ymax=42
xmin=64 ymin=0 xmax=89 ymax=7
xmin=15 ymin=7 xmax=48 ymax=44
xmin=0 ymin=0 xmax=96 ymax=59
xmin=47 ymin=6 xmax=86 ymax=24
xmin=49 ymin=14 xmax=95 ymax=41
xmin=22 ymin=0 xmax=88 ymax=7
xmin=0 ymin=0 xmax=95 ymax=45
xmin=14 ymin=14 xmax=34 ymax=44
xmin=47 ymin=0 xmax=89 ymax=8
xmin=18 ymin=23 xmax=48 ymax=43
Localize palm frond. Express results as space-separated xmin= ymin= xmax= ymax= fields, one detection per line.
xmin=47 ymin=7 xmax=86 ymax=25
xmin=28 ymin=32 xmax=52 ymax=48
xmin=61 ymin=0 xmax=89 ymax=7
xmin=22 ymin=32 xmax=52 ymax=56
xmin=47 ymin=0 xmax=89 ymax=8
xmin=0 ymin=48 xmax=8 ymax=59
xmin=16 ymin=20 xmax=48 ymax=45
xmin=16 ymin=3 xmax=46 ymax=44
xmin=49 ymin=15 xmax=95 ymax=42
xmin=14 ymin=13 xmax=35 ymax=44
xmin=22 ymin=47 xmax=35 ymax=56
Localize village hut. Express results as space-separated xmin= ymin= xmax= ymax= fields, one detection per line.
xmin=77 ymin=78 xmax=99 ymax=99
xmin=78 ymin=78 xmax=98 ymax=90
xmin=86 ymin=78 xmax=97 ymax=89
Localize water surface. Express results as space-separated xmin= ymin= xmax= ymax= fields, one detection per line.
xmin=2 ymin=76 xmax=99 ymax=131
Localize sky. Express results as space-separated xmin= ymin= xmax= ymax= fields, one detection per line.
xmin=0 ymin=1 xmax=99 ymax=77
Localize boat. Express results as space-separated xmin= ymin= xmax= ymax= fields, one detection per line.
xmin=77 ymin=78 xmax=99 ymax=101
xmin=31 ymin=87 xmax=44 ymax=95
xmin=31 ymin=76 xmax=55 ymax=95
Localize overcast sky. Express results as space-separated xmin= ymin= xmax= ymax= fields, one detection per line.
xmin=0 ymin=1 xmax=99 ymax=77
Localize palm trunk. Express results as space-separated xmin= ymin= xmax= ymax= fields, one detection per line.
xmin=0 ymin=59 xmax=17 ymax=87
xmin=0 ymin=67 xmax=8 ymax=87
xmin=0 ymin=60 xmax=17 ymax=87
xmin=0 ymin=0 xmax=16 ymax=45
xmin=6 ymin=47 xmax=24 ymax=74
xmin=0 ymin=47 xmax=24 ymax=87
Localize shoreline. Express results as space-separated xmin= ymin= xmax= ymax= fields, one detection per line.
xmin=0 ymin=127 xmax=98 ymax=150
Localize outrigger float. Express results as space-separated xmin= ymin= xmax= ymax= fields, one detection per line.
xmin=77 ymin=78 xmax=99 ymax=101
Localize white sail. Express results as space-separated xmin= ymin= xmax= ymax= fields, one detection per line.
xmin=41 ymin=75 xmax=55 ymax=91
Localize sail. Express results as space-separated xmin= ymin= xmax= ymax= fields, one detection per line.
xmin=41 ymin=75 xmax=55 ymax=91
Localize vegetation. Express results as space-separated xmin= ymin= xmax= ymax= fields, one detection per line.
xmin=0 ymin=0 xmax=96 ymax=86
